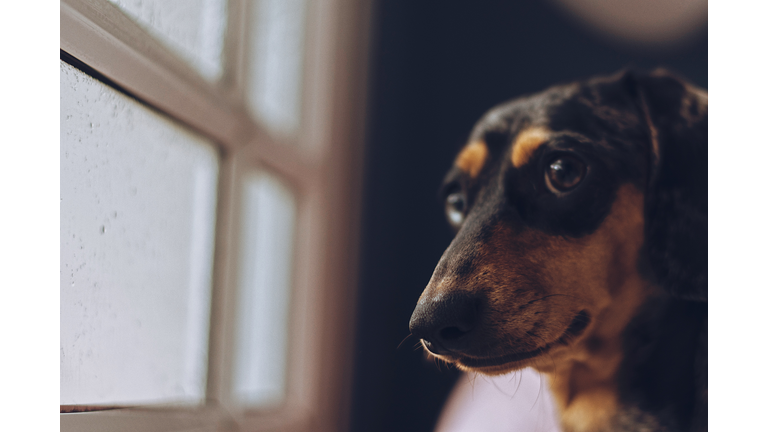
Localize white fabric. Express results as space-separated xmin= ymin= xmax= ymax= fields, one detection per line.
xmin=435 ymin=368 xmax=561 ymax=432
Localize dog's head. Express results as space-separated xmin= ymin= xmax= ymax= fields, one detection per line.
xmin=408 ymin=70 xmax=707 ymax=375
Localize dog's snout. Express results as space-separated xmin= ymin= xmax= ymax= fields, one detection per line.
xmin=409 ymin=292 xmax=482 ymax=354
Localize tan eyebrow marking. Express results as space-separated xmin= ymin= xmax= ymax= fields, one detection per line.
xmin=455 ymin=140 xmax=489 ymax=178
xmin=511 ymin=127 xmax=551 ymax=168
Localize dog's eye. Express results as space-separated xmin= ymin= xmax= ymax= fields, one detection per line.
xmin=445 ymin=192 xmax=467 ymax=227
xmin=545 ymin=155 xmax=586 ymax=194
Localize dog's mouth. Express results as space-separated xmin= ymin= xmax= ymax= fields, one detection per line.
xmin=455 ymin=310 xmax=591 ymax=368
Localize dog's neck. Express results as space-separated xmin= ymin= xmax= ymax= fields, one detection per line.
xmin=534 ymin=275 xmax=658 ymax=432
xmin=535 ymin=282 xmax=707 ymax=432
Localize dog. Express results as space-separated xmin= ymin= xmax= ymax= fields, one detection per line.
xmin=408 ymin=70 xmax=707 ymax=432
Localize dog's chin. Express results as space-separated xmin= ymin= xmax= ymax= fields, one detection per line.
xmin=425 ymin=344 xmax=558 ymax=376
xmin=428 ymin=310 xmax=592 ymax=375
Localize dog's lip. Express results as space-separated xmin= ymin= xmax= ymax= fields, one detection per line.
xmin=457 ymin=310 xmax=591 ymax=368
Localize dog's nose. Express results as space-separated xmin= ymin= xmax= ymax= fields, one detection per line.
xmin=409 ymin=292 xmax=481 ymax=354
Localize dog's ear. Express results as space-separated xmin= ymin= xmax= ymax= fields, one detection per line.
xmin=625 ymin=69 xmax=708 ymax=301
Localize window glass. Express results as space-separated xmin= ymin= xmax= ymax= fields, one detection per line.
xmin=233 ymin=171 xmax=297 ymax=407
xmin=107 ymin=0 xmax=227 ymax=80
xmin=60 ymin=61 xmax=218 ymax=405
xmin=245 ymin=0 xmax=307 ymax=136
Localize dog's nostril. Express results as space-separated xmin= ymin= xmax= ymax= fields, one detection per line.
xmin=439 ymin=326 xmax=468 ymax=341
xmin=409 ymin=291 xmax=483 ymax=353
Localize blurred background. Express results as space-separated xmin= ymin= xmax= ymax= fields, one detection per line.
xmin=60 ymin=0 xmax=706 ymax=431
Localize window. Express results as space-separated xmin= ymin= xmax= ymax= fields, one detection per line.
xmin=60 ymin=0 xmax=371 ymax=431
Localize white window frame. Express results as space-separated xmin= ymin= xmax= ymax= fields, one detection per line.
xmin=59 ymin=0 xmax=371 ymax=431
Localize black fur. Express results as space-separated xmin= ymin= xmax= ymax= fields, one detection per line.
xmin=619 ymin=296 xmax=707 ymax=431
xmin=633 ymin=72 xmax=708 ymax=302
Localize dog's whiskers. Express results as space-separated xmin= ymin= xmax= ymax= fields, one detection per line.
xmin=397 ymin=333 xmax=413 ymax=350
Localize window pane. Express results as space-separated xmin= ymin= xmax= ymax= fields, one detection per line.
xmin=233 ymin=172 xmax=297 ymax=407
xmin=246 ymin=0 xmax=307 ymax=136
xmin=60 ymin=61 xmax=219 ymax=405
xmin=107 ymin=0 xmax=227 ymax=80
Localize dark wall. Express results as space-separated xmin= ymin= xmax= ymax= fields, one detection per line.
xmin=350 ymin=1 xmax=707 ymax=431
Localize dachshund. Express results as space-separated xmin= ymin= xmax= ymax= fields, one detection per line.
xmin=408 ymin=70 xmax=707 ymax=432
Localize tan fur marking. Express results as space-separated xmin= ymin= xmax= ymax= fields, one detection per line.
xmin=542 ymin=185 xmax=652 ymax=432
xmin=511 ymin=127 xmax=551 ymax=168
xmin=455 ymin=140 xmax=489 ymax=178
xmin=558 ymin=385 xmax=619 ymax=432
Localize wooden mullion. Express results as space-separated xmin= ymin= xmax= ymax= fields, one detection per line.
xmin=60 ymin=0 xmax=316 ymax=188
